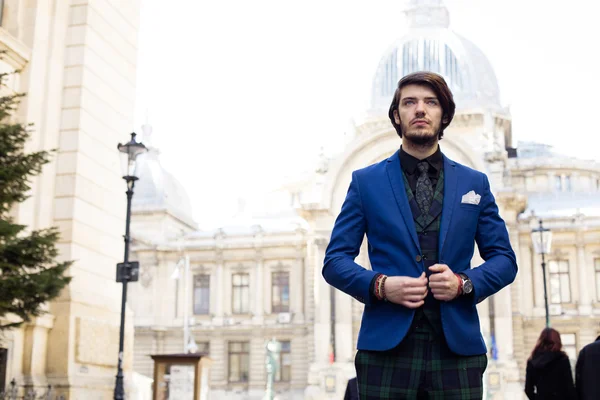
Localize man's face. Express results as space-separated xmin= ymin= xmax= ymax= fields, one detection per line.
xmin=393 ymin=84 xmax=446 ymax=146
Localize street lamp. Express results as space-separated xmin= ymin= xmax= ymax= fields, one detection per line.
xmin=114 ymin=132 xmax=148 ymax=400
xmin=531 ymin=219 xmax=553 ymax=328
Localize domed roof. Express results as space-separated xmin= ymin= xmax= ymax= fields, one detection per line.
xmin=370 ymin=0 xmax=501 ymax=113
xmin=132 ymin=124 xmax=196 ymax=226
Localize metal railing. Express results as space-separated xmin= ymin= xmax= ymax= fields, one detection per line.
xmin=0 ymin=379 xmax=65 ymax=400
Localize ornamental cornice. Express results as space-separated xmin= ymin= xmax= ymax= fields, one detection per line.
xmin=509 ymin=157 xmax=600 ymax=173
xmin=0 ymin=27 xmax=31 ymax=70
xmin=495 ymin=191 xmax=527 ymax=214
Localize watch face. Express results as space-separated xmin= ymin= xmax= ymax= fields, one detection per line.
xmin=463 ymin=279 xmax=473 ymax=294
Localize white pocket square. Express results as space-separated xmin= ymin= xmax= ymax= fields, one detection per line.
xmin=461 ymin=190 xmax=481 ymax=205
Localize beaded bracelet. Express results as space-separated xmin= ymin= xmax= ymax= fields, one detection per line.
xmin=454 ymin=273 xmax=463 ymax=297
xmin=375 ymin=274 xmax=388 ymax=301
xmin=380 ymin=275 xmax=388 ymax=301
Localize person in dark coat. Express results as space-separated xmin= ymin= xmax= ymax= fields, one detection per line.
xmin=524 ymin=327 xmax=577 ymax=399
xmin=343 ymin=377 xmax=358 ymax=400
xmin=575 ymin=335 xmax=600 ymax=400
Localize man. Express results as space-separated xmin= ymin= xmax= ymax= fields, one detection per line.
xmin=322 ymin=71 xmax=517 ymax=399
xmin=576 ymin=335 xmax=600 ymax=400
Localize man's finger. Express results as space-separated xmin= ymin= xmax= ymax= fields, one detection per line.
xmin=429 ymin=264 xmax=449 ymax=273
xmin=405 ymin=277 xmax=430 ymax=287
xmin=402 ymin=300 xmax=425 ymax=309
xmin=404 ymin=294 xmax=426 ymax=302
xmin=404 ymin=285 xmax=429 ymax=294
xmin=428 ymin=273 xmax=451 ymax=283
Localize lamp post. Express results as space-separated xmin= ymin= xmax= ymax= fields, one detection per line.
xmin=531 ymin=219 xmax=553 ymax=328
xmin=114 ymin=132 xmax=148 ymax=400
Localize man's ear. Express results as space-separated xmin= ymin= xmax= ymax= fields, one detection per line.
xmin=393 ymin=109 xmax=401 ymax=125
xmin=442 ymin=115 xmax=449 ymax=124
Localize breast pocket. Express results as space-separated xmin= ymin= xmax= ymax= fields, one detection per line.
xmin=459 ymin=204 xmax=480 ymax=213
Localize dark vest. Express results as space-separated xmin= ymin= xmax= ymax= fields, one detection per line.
xmin=401 ymin=169 xmax=444 ymax=334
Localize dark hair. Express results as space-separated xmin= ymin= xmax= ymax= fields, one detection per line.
xmin=388 ymin=71 xmax=456 ymax=139
xmin=529 ymin=328 xmax=565 ymax=360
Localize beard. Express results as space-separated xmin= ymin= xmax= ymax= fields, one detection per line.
xmin=402 ymin=126 xmax=440 ymax=147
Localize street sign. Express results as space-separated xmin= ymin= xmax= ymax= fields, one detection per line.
xmin=116 ymin=261 xmax=140 ymax=282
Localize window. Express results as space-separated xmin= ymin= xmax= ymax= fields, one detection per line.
xmin=228 ymin=342 xmax=249 ymax=382
xmin=272 ymin=271 xmax=290 ymax=313
xmin=555 ymin=175 xmax=562 ymax=191
xmin=193 ymin=274 xmax=210 ymax=315
xmin=232 ymin=273 xmax=250 ymax=314
xmin=595 ymin=259 xmax=600 ymax=301
xmin=549 ymin=260 xmax=571 ymax=303
xmin=565 ymin=175 xmax=572 ymax=191
xmin=562 ymin=333 xmax=577 ymax=361
xmin=275 ymin=341 xmax=292 ymax=382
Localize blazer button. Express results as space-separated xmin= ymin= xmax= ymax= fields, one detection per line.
xmin=415 ymin=255 xmax=422 ymax=262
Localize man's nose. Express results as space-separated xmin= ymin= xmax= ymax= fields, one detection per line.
xmin=415 ymin=101 xmax=426 ymax=115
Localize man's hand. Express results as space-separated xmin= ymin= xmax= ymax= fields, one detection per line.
xmin=383 ymin=272 xmax=428 ymax=308
xmin=428 ymin=264 xmax=459 ymax=301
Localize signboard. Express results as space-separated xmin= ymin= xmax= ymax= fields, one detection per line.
xmin=168 ymin=365 xmax=195 ymax=400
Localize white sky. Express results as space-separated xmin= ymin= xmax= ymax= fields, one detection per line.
xmin=133 ymin=0 xmax=600 ymax=229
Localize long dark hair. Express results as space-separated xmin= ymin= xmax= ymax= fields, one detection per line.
xmin=388 ymin=71 xmax=456 ymax=139
xmin=529 ymin=328 xmax=565 ymax=360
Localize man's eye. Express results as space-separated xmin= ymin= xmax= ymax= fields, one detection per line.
xmin=404 ymin=101 xmax=415 ymax=105
xmin=427 ymin=101 xmax=438 ymax=105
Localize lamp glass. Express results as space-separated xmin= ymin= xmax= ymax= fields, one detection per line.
xmin=117 ymin=134 xmax=148 ymax=178
xmin=531 ymin=228 xmax=553 ymax=255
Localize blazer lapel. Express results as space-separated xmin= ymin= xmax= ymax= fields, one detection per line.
xmin=439 ymin=155 xmax=457 ymax=255
xmin=386 ymin=151 xmax=420 ymax=251
xmin=401 ymin=171 xmax=425 ymax=229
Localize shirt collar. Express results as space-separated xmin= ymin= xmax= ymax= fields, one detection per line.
xmin=399 ymin=145 xmax=443 ymax=175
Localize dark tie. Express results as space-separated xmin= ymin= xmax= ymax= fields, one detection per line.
xmin=416 ymin=161 xmax=433 ymax=214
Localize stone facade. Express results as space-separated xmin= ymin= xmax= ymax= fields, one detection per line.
xmin=0 ymin=0 xmax=142 ymax=398
xmin=2 ymin=1 xmax=600 ymax=399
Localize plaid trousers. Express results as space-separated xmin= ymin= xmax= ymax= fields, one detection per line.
xmin=355 ymin=320 xmax=487 ymax=399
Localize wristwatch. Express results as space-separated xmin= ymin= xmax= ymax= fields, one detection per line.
xmin=459 ymin=273 xmax=473 ymax=295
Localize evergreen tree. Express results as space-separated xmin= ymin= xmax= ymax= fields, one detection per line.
xmin=0 ymin=67 xmax=72 ymax=331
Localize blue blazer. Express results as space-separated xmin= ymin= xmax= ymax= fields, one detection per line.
xmin=322 ymin=150 xmax=517 ymax=356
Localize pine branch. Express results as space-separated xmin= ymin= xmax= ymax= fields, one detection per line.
xmin=0 ymin=65 xmax=73 ymax=333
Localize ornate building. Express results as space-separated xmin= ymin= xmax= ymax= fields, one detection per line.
xmin=128 ymin=1 xmax=600 ymax=399
xmin=0 ymin=0 xmax=145 ymax=398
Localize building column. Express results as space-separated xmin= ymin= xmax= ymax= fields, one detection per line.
xmin=249 ymin=336 xmax=266 ymax=394
xmin=577 ymin=233 xmax=592 ymax=314
xmin=493 ymin=285 xmax=515 ymax=363
xmin=253 ymin=251 xmax=265 ymax=324
xmin=334 ymin=240 xmax=367 ymax=364
xmin=487 ymin=193 xmax=525 ymax=399
xmin=292 ymin=255 xmax=305 ymax=323
xmin=22 ymin=315 xmax=54 ymax=389
xmin=313 ymin=238 xmax=331 ymax=365
xmin=213 ymin=250 xmax=225 ymax=325
xmin=519 ymin=242 xmax=534 ymax=317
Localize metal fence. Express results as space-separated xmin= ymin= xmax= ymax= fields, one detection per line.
xmin=0 ymin=379 xmax=65 ymax=400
